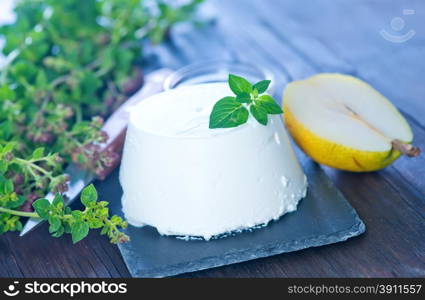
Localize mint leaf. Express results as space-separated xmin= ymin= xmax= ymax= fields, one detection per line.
xmin=250 ymin=104 xmax=268 ymax=125
xmin=51 ymin=226 xmax=64 ymax=238
xmin=209 ymin=75 xmax=282 ymax=129
xmin=209 ymin=97 xmax=249 ymax=129
xmin=52 ymin=193 xmax=64 ymax=207
xmin=228 ymin=74 xmax=252 ymax=96
xmin=253 ymin=80 xmax=271 ymax=94
xmin=71 ymin=210 xmax=83 ymax=221
xmin=4 ymin=180 xmax=13 ymax=194
xmin=88 ymin=219 xmax=103 ymax=229
xmin=2 ymin=143 xmax=14 ymax=153
xmin=71 ymin=221 xmax=89 ymax=244
xmin=236 ymin=93 xmax=251 ymax=104
xmin=48 ymin=215 xmax=61 ymax=233
xmin=35 ymin=71 xmax=48 ymax=89
xmin=0 ymin=85 xmax=15 ymax=100
xmin=32 ymin=199 xmax=51 ymax=219
xmin=81 ymin=184 xmax=97 ymax=207
xmin=0 ymin=160 xmax=8 ymax=174
xmin=256 ymin=95 xmax=283 ymax=114
xmin=31 ymin=147 xmax=45 ymax=160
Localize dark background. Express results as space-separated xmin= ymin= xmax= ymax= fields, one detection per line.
xmin=0 ymin=0 xmax=424 ymax=277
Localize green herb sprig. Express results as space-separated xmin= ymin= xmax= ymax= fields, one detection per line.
xmin=0 ymin=0 xmax=203 ymax=243
xmin=209 ymin=74 xmax=283 ymax=129
xmin=0 ymin=184 xmax=129 ymax=243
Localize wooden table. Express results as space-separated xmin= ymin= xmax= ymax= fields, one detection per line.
xmin=1 ymin=0 xmax=424 ymax=277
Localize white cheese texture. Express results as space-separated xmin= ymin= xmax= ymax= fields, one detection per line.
xmin=119 ymin=82 xmax=307 ymax=240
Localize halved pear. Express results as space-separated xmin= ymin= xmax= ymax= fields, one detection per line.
xmin=283 ymin=73 xmax=420 ymax=172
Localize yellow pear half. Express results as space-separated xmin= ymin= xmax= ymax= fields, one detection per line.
xmin=283 ymin=73 xmax=420 ymax=172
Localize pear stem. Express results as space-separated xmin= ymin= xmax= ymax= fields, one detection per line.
xmin=391 ymin=139 xmax=421 ymax=157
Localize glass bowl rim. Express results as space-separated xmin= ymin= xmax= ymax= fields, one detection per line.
xmin=163 ymin=59 xmax=275 ymax=91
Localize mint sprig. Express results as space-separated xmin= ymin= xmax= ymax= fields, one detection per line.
xmin=209 ymin=74 xmax=282 ymax=129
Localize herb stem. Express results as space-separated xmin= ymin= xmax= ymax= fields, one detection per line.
xmin=0 ymin=49 xmax=21 ymax=85
xmin=50 ymin=75 xmax=69 ymax=88
xmin=74 ymin=104 xmax=83 ymax=123
xmin=49 ymin=59 xmax=101 ymax=89
xmin=62 ymin=131 xmax=84 ymax=148
xmin=14 ymin=158 xmax=53 ymax=179
xmin=0 ymin=206 xmax=40 ymax=218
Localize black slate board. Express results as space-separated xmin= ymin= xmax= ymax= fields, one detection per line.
xmin=103 ymin=153 xmax=365 ymax=278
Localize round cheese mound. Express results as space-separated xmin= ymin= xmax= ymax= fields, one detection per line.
xmin=119 ymin=83 xmax=307 ymax=240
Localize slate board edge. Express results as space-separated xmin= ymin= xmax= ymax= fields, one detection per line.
xmin=118 ymin=216 xmax=366 ymax=278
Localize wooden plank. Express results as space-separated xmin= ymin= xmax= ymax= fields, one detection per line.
xmin=0 ymin=235 xmax=24 ymax=277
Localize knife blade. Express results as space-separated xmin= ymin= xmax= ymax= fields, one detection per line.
xmin=20 ymin=68 xmax=173 ymax=236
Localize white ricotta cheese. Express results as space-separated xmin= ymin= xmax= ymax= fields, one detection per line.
xmin=119 ymin=82 xmax=307 ymax=240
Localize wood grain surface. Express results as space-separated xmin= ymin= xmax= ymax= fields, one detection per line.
xmin=0 ymin=0 xmax=424 ymax=277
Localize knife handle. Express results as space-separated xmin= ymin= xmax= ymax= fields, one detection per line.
xmin=97 ymin=68 xmax=173 ymax=179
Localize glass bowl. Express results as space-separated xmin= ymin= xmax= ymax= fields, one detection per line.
xmin=163 ymin=60 xmax=275 ymax=93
